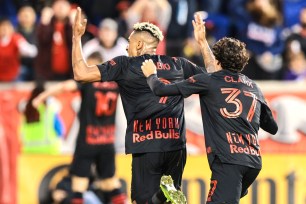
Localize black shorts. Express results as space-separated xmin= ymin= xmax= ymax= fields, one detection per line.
xmin=131 ymin=149 xmax=186 ymax=204
xmin=206 ymin=157 xmax=260 ymax=204
xmin=70 ymin=143 xmax=115 ymax=179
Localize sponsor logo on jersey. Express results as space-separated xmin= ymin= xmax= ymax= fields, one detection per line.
xmin=86 ymin=125 xmax=115 ymax=145
xmin=132 ymin=117 xmax=181 ymax=143
xmin=226 ymin=132 xmax=261 ymax=156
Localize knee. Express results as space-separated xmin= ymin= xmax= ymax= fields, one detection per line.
xmin=71 ymin=176 xmax=90 ymax=192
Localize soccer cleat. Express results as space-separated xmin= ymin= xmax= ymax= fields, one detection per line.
xmin=160 ymin=175 xmax=187 ymax=204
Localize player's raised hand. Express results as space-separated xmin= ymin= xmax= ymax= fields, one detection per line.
xmin=141 ymin=59 xmax=157 ymax=77
xmin=192 ymin=12 xmax=206 ymax=45
xmin=73 ymin=7 xmax=87 ymax=39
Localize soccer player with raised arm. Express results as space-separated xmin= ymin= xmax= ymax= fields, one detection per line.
xmin=72 ymin=7 xmax=215 ymax=204
xmin=141 ymin=15 xmax=278 ymax=204
xmin=33 ymin=52 xmax=126 ymax=204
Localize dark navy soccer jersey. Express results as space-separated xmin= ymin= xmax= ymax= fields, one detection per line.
xmin=147 ymin=69 xmax=278 ymax=169
xmin=77 ymin=82 xmax=119 ymax=146
xmin=97 ymin=54 xmax=206 ymax=154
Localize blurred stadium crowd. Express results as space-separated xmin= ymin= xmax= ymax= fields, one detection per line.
xmin=1 ymin=0 xmax=306 ymax=82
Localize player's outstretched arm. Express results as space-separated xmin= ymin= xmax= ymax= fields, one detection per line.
xmin=193 ymin=12 xmax=217 ymax=73
xmin=142 ymin=60 xmax=209 ymax=97
xmin=72 ymin=7 xmax=101 ymax=83
xmin=141 ymin=59 xmax=181 ymax=96
xmin=32 ymin=80 xmax=78 ymax=108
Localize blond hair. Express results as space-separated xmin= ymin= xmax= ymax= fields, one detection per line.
xmin=133 ymin=22 xmax=164 ymax=41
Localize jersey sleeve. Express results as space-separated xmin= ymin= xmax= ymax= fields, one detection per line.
xmin=176 ymin=73 xmax=210 ymax=98
xmin=260 ymin=103 xmax=278 ymax=135
xmin=97 ymin=56 xmax=128 ymax=82
xmin=147 ymin=73 xmax=210 ymax=98
xmin=178 ymin=57 xmax=206 ymax=79
xmin=147 ymin=74 xmax=181 ymax=96
xmin=257 ymin=87 xmax=278 ymax=134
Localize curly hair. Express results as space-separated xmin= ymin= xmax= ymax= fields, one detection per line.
xmin=212 ymin=37 xmax=249 ymax=73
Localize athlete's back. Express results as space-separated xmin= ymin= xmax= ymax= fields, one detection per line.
xmin=97 ymin=54 xmax=205 ymax=154
xmin=196 ymin=70 xmax=269 ymax=169
xmin=77 ymin=82 xmax=119 ymax=145
xmin=140 ymin=34 xmax=278 ymax=204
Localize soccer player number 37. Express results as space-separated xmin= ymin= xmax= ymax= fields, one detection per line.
xmin=220 ymin=88 xmax=257 ymax=122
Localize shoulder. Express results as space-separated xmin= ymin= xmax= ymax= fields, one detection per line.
xmin=175 ymin=57 xmax=188 ymax=63
xmin=166 ymin=57 xmax=193 ymax=67
xmin=108 ymin=55 xmax=130 ymax=65
xmin=251 ymin=80 xmax=262 ymax=92
xmin=114 ymin=55 xmax=129 ymax=60
xmin=210 ymin=70 xmax=236 ymax=82
xmin=195 ymin=72 xmax=211 ymax=81
xmin=178 ymin=57 xmax=200 ymax=67
xmin=241 ymin=73 xmax=256 ymax=86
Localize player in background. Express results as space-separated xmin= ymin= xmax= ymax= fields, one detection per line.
xmin=33 ymin=52 xmax=126 ymax=204
xmin=71 ymin=7 xmax=216 ymax=204
xmin=141 ymin=14 xmax=278 ymax=204
xmin=21 ymin=81 xmax=64 ymax=154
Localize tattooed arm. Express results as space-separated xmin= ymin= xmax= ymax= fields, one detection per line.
xmin=72 ymin=7 xmax=101 ymax=82
xmin=192 ymin=12 xmax=218 ymax=73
